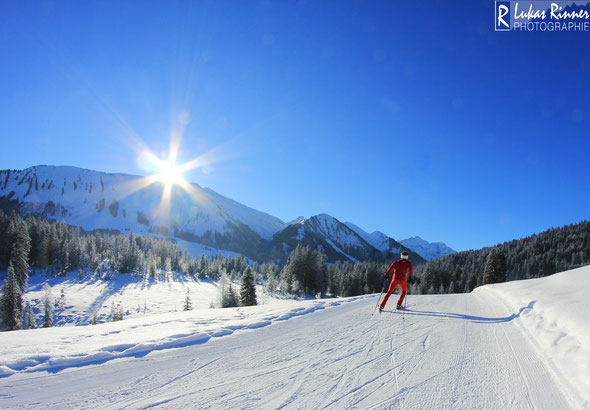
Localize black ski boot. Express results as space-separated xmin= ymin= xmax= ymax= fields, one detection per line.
xmin=396 ymin=304 xmax=403 ymax=310
xmin=379 ymin=305 xmax=384 ymax=313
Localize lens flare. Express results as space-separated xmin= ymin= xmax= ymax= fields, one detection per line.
xmin=152 ymin=157 xmax=186 ymax=187
xmin=101 ymin=102 xmax=239 ymax=229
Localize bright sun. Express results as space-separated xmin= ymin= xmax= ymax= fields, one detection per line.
xmin=154 ymin=159 xmax=186 ymax=187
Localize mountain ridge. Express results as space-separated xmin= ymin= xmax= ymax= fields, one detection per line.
xmin=0 ymin=165 xmax=437 ymax=265
xmin=400 ymin=236 xmax=456 ymax=261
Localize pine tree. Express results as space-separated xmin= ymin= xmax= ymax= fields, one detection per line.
xmin=110 ymin=302 xmax=124 ymax=321
xmin=25 ymin=301 xmax=36 ymax=329
xmin=266 ymin=274 xmax=277 ymax=293
xmin=47 ymin=224 xmax=58 ymax=267
xmin=0 ymin=210 xmax=10 ymax=267
xmin=1 ymin=263 xmax=23 ymax=330
xmin=42 ymin=284 xmax=53 ymax=328
xmin=226 ymin=285 xmax=239 ymax=308
xmin=183 ymin=289 xmax=193 ymax=311
xmin=2 ymin=213 xmax=20 ymax=267
xmin=483 ymin=248 xmax=507 ymax=285
xmin=217 ymin=273 xmax=239 ymax=308
xmin=240 ymin=267 xmax=257 ymax=306
xmin=11 ymin=219 xmax=31 ymax=292
xmin=59 ymin=288 xmax=66 ymax=310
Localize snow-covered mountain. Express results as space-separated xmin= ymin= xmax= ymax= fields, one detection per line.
xmin=400 ymin=236 xmax=456 ymax=261
xmin=0 ymin=165 xmax=285 ymax=260
xmin=344 ymin=223 xmax=455 ymax=262
xmin=344 ymin=222 xmax=398 ymax=253
xmin=0 ymin=166 xmax=431 ymax=264
xmin=343 ymin=221 xmax=425 ymax=264
xmin=269 ymin=214 xmax=385 ymax=263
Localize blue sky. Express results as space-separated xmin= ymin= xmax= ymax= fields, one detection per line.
xmin=1 ymin=1 xmax=589 ymax=252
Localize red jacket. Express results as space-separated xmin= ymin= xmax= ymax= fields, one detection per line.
xmin=386 ymin=259 xmax=413 ymax=282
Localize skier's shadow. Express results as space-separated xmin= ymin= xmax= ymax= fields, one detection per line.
xmin=402 ymin=300 xmax=535 ymax=323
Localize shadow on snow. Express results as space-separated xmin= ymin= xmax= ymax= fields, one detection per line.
xmin=394 ymin=300 xmax=535 ymax=323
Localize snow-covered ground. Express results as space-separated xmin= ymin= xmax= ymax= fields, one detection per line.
xmin=479 ymin=265 xmax=590 ymax=407
xmin=19 ymin=270 xmax=262 ymax=327
xmin=0 ymin=295 xmax=359 ymax=379
xmin=1 ymin=266 xmax=589 ymax=409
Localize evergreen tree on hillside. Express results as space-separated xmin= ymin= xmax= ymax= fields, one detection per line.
xmin=1 ymin=263 xmax=23 ymax=330
xmin=0 ymin=210 xmax=10 ymax=267
xmin=42 ymin=284 xmax=53 ymax=328
xmin=279 ymin=252 xmax=295 ymax=294
xmin=226 ymin=284 xmax=239 ymax=308
xmin=25 ymin=301 xmax=36 ymax=329
xmin=279 ymin=244 xmax=327 ymax=296
xmin=1 ymin=213 xmax=20 ymax=266
xmin=483 ymin=248 xmax=507 ymax=285
xmin=110 ymin=302 xmax=124 ymax=321
xmin=266 ymin=273 xmax=278 ymax=293
xmin=183 ymin=289 xmax=193 ymax=311
xmin=240 ymin=267 xmax=257 ymax=306
xmin=47 ymin=223 xmax=58 ymax=267
xmin=217 ymin=273 xmax=239 ymax=308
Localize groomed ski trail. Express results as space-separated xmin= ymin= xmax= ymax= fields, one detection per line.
xmin=0 ymin=291 xmax=573 ymax=409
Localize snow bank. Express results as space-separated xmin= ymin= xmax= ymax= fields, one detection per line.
xmin=477 ymin=265 xmax=590 ymax=407
xmin=0 ymin=295 xmax=369 ymax=377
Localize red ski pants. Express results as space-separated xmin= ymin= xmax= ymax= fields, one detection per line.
xmin=381 ymin=279 xmax=407 ymax=307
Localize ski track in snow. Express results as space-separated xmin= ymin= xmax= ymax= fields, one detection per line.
xmin=0 ymin=289 xmax=578 ymax=409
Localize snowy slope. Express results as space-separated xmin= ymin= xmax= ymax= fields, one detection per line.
xmin=0 ymin=293 xmax=361 ymax=379
xmin=344 ymin=221 xmax=426 ymax=264
xmin=269 ymin=214 xmax=387 ymax=263
xmin=15 ymin=271 xmax=221 ymax=328
xmin=307 ymin=214 xmax=367 ymax=252
xmin=2 ymin=266 xmax=588 ymax=408
xmin=0 ymin=166 xmax=286 ymax=259
xmin=401 ymin=235 xmax=456 ymax=260
xmin=477 ymin=265 xmax=590 ymax=407
xmin=344 ymin=221 xmax=395 ymax=252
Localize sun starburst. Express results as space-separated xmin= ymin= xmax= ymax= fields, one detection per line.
xmin=149 ymin=156 xmax=186 ymax=188
xmin=101 ymin=109 xmax=236 ymax=227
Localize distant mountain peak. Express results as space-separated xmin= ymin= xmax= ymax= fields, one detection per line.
xmin=400 ymin=236 xmax=456 ymax=261
xmin=288 ymin=216 xmax=306 ymax=225
xmin=343 ymin=222 xmax=426 ymax=264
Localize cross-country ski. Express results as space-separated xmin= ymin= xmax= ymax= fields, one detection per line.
xmin=380 ymin=303 xmax=416 ymax=313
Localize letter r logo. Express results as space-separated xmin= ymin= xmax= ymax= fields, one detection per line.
xmin=495 ymin=1 xmax=511 ymax=31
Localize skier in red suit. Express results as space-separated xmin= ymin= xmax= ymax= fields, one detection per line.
xmin=379 ymin=251 xmax=413 ymax=312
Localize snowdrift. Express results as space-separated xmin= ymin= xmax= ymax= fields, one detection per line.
xmin=477 ymin=265 xmax=590 ymax=407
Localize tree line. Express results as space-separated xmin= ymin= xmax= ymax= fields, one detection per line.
xmin=0 ymin=212 xmax=394 ymax=330
xmin=270 ymin=243 xmax=390 ymax=298
xmin=0 ymin=210 xmax=261 ymax=281
xmin=415 ymin=220 xmax=590 ymax=294
xmin=3 ymin=211 xmax=589 ymax=330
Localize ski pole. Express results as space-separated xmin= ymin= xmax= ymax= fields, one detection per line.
xmin=372 ymin=281 xmax=388 ymax=315
xmin=402 ymin=287 xmax=408 ymax=320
